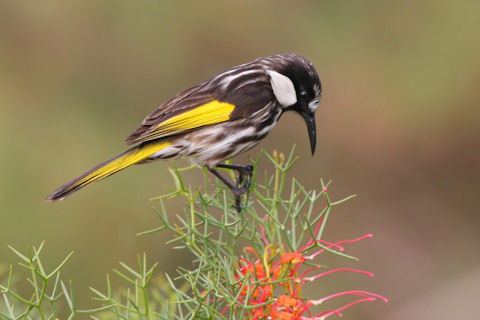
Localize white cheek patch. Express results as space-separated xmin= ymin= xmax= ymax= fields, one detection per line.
xmin=267 ymin=70 xmax=297 ymax=107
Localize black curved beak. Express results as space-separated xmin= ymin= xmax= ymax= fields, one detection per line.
xmin=299 ymin=109 xmax=317 ymax=155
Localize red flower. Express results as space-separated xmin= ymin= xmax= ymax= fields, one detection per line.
xmin=232 ymin=231 xmax=387 ymax=320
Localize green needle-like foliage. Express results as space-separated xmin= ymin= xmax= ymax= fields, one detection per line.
xmin=2 ymin=149 xmax=379 ymax=320
xmin=0 ymin=242 xmax=75 ymax=320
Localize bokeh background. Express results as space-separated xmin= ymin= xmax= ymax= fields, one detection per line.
xmin=1 ymin=1 xmax=479 ymax=319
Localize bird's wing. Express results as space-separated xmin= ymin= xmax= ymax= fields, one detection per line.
xmin=125 ymin=75 xmax=274 ymax=145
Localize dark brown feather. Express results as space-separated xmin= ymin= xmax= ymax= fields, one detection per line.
xmin=124 ymin=70 xmax=273 ymax=146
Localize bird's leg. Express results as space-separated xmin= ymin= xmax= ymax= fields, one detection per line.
xmin=208 ymin=164 xmax=254 ymax=213
xmin=208 ymin=168 xmax=243 ymax=212
xmin=216 ymin=163 xmax=254 ymax=190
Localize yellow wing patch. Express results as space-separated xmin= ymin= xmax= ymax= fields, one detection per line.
xmin=141 ymin=100 xmax=235 ymax=141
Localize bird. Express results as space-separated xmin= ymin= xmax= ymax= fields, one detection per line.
xmin=46 ymin=53 xmax=322 ymax=212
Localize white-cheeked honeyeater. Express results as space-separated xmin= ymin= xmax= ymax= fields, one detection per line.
xmin=46 ymin=53 xmax=322 ymax=212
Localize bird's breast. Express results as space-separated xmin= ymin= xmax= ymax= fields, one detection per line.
xmin=147 ymin=107 xmax=282 ymax=167
xmin=181 ymin=110 xmax=281 ymax=166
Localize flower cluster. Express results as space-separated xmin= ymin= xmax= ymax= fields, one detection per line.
xmin=234 ymin=225 xmax=387 ymax=320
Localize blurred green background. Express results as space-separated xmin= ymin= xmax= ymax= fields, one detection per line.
xmin=1 ymin=1 xmax=479 ymax=319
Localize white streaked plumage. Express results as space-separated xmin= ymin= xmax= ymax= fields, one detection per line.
xmin=187 ymin=125 xmax=257 ymax=166
xmin=308 ymin=99 xmax=320 ymax=112
xmin=220 ymin=69 xmax=263 ymax=89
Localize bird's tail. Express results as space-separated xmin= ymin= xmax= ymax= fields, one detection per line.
xmin=45 ymin=140 xmax=172 ymax=201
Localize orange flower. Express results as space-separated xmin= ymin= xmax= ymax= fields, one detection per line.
xmin=277 ymin=295 xmax=299 ymax=308
xmin=280 ymin=252 xmax=305 ymax=265
xmin=233 ymin=233 xmax=387 ymax=320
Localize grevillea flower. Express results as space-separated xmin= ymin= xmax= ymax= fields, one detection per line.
xmin=233 ymin=223 xmax=387 ymax=320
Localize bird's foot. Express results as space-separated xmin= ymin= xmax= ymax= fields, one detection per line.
xmin=237 ymin=165 xmax=254 ymax=189
xmin=232 ymin=178 xmax=253 ymax=213
xmin=210 ymin=164 xmax=254 ymax=213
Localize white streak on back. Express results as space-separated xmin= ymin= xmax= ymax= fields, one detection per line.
xmin=220 ymin=69 xmax=262 ymax=89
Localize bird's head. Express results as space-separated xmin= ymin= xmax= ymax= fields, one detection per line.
xmin=265 ymin=54 xmax=321 ymax=155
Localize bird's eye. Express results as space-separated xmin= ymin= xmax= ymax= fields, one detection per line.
xmin=300 ymin=90 xmax=307 ymax=97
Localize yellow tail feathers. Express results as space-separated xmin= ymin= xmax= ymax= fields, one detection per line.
xmin=46 ymin=141 xmax=171 ymax=201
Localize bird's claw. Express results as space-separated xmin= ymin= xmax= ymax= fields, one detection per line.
xmin=233 ymin=166 xmax=254 ymax=213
